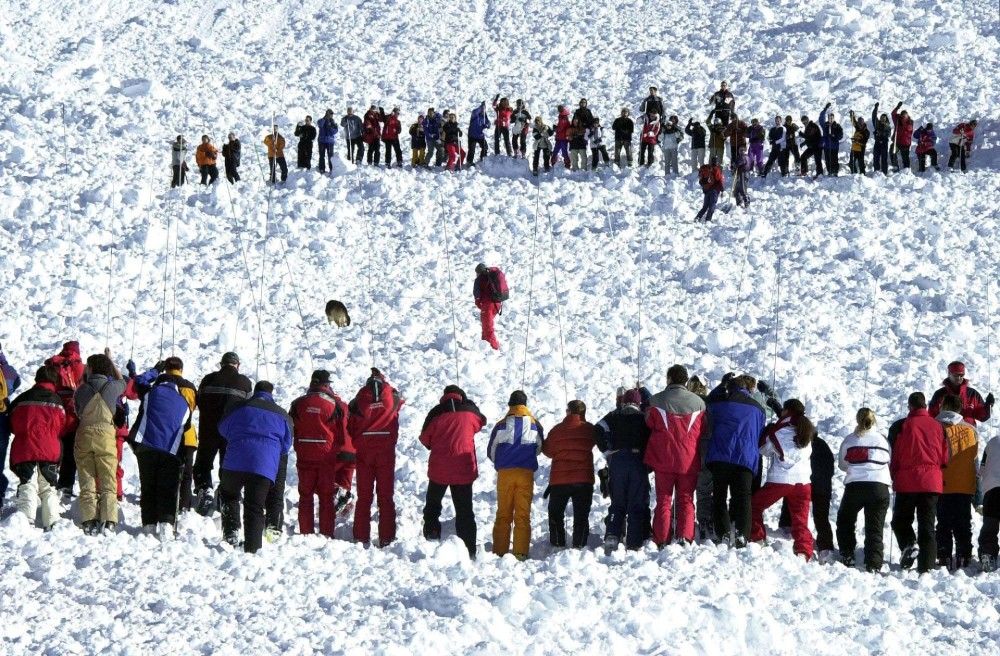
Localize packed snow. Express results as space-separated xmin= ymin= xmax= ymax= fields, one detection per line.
xmin=1 ymin=0 xmax=999 ymax=653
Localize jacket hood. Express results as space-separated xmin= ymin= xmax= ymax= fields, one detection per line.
xmin=559 ymin=108 xmax=569 ymax=117
xmin=440 ymin=391 xmax=465 ymax=404
xmin=61 ymin=341 xmax=81 ymax=356
xmin=506 ymin=404 xmax=534 ymax=419
xmin=937 ymin=410 xmax=966 ymax=426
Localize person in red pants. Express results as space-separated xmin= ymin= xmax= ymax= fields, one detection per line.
xmin=751 ymin=399 xmax=816 ymax=559
xmin=288 ymin=370 xmax=350 ymax=537
xmin=348 ymin=368 xmax=404 ymax=546
xmin=474 ymin=262 xmax=508 ymax=350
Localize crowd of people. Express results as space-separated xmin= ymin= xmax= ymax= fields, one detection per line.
xmin=166 ymin=82 xmax=981 ymax=192
xmin=1 ymin=335 xmax=998 ymax=575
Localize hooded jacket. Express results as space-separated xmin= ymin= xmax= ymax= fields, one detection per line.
xmin=197 ymin=365 xmax=252 ymax=446
xmin=195 ymin=142 xmax=218 ymax=166
xmin=937 ymin=410 xmax=978 ymax=495
xmin=468 ymin=105 xmax=491 ymax=140
xmin=542 ymin=414 xmax=596 ymax=486
xmin=348 ymin=373 xmax=404 ymax=447
xmin=889 ymin=408 xmax=948 ymax=493
xmin=760 ymin=416 xmax=812 ymax=485
xmin=487 ymin=405 xmax=544 ymax=471
xmin=45 ymin=341 xmax=84 ymax=430
xmin=595 ymin=405 xmax=650 ymax=457
xmin=928 ymin=378 xmax=990 ymax=426
xmin=8 ymin=382 xmax=66 ymax=465
xmin=317 ymin=116 xmax=339 ymax=144
xmin=219 ymin=391 xmax=293 ymax=481
xmin=419 ymin=391 xmax=487 ymax=485
xmin=644 ymin=384 xmax=706 ymax=475
xmin=130 ymin=368 xmax=197 ymax=455
xmin=289 ymin=385 xmax=350 ymax=465
xmin=705 ymin=386 xmax=766 ymax=473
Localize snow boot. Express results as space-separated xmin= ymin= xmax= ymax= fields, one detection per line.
xmin=156 ymin=522 xmax=174 ymax=542
xmin=841 ymin=554 xmax=855 ymax=568
xmin=954 ymin=555 xmax=970 ymax=570
xmin=81 ymin=520 xmax=101 ymax=536
xmin=195 ymin=487 xmax=216 ymax=517
xmin=980 ymin=553 xmax=997 ymax=573
xmin=264 ymin=527 xmax=283 ymax=544
xmin=335 ymin=491 xmax=354 ymax=517
xmin=603 ymin=535 xmax=620 ymax=555
xmin=102 ymin=521 xmax=116 ymax=534
xmin=422 ymin=523 xmax=441 ymax=541
xmin=899 ymin=545 xmax=919 ymax=570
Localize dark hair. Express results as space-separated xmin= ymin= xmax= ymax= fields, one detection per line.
xmin=35 ymin=365 xmax=58 ymax=384
xmin=686 ymin=376 xmax=708 ymax=397
xmin=86 ymin=354 xmax=116 ymax=378
xmin=908 ymin=392 xmax=926 ymax=410
xmin=443 ymin=384 xmax=466 ymax=400
xmin=164 ymin=356 xmax=183 ymax=371
xmin=254 ymin=381 xmax=274 ymax=394
xmin=566 ymin=400 xmax=587 ymax=418
xmin=667 ymin=364 xmax=689 ymax=385
xmin=941 ymin=394 xmax=962 ymax=414
xmin=783 ymin=399 xmax=814 ymax=448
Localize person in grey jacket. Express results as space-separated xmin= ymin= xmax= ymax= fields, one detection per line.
xmin=588 ymin=119 xmax=610 ymax=170
xmin=171 ymin=136 xmax=188 ymax=187
xmin=660 ymin=115 xmax=684 ymax=175
xmin=340 ymin=108 xmax=364 ymax=164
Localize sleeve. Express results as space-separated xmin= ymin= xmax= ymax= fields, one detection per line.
xmin=534 ymin=421 xmax=544 ymax=454
xmin=595 ymin=416 xmax=612 ymax=453
xmin=837 ymin=439 xmax=849 ymax=472
xmin=971 ymin=389 xmax=990 ymax=422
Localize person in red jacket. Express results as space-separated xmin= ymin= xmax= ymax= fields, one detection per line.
xmin=9 ymin=366 xmax=67 ymax=528
xmin=44 ymin=341 xmax=85 ymax=496
xmin=419 ymin=385 xmax=487 ymax=558
xmin=473 ymin=262 xmax=507 ymax=350
xmin=889 ymin=392 xmax=949 ymax=573
xmin=550 ymin=106 xmax=571 ymax=169
xmin=362 ymin=106 xmax=382 ymax=165
xmin=695 ymin=157 xmax=725 ymax=222
xmin=639 ymin=112 xmax=660 ymax=167
xmin=928 ymin=361 xmax=993 ymax=427
xmin=541 ymin=399 xmax=597 ymax=548
xmin=948 ymin=120 xmax=977 ymax=172
xmin=348 ymin=367 xmax=404 ymax=546
xmin=493 ymin=95 xmax=513 ymax=156
xmin=890 ymin=102 xmax=914 ymax=172
xmin=380 ymin=107 xmax=403 ymax=168
xmin=645 ymin=365 xmax=707 ymax=546
xmin=288 ymin=370 xmax=351 ymax=537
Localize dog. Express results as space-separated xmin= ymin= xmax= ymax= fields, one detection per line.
xmin=325 ymin=300 xmax=351 ymax=327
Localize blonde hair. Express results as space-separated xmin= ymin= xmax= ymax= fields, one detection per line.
xmin=855 ymin=407 xmax=876 ymax=432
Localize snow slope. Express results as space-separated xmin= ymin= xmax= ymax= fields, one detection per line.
xmin=1 ymin=0 xmax=999 ymax=653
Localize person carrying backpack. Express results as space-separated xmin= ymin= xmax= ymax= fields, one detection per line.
xmin=0 ymin=343 xmax=22 ymax=503
xmin=473 ymin=262 xmax=508 ymax=350
xmin=695 ymin=157 xmax=724 ymax=222
xmin=836 ymin=407 xmax=891 ymax=571
xmin=45 ymin=341 xmax=85 ymax=497
xmin=542 ymin=399 xmax=597 ymax=548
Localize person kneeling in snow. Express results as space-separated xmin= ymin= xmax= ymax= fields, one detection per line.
xmin=596 ymin=388 xmax=651 ymax=552
xmin=473 ymin=263 xmax=508 ymax=350
xmin=218 ymin=381 xmax=293 ymax=553
xmin=488 ymin=390 xmax=545 ymax=559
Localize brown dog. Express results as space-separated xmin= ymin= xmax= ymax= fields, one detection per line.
xmin=325 ymin=300 xmax=351 ymax=327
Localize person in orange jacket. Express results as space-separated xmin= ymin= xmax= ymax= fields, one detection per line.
xmin=195 ymin=135 xmax=219 ymax=185
xmin=935 ymin=394 xmax=979 ymax=569
xmin=264 ymin=126 xmax=287 ymax=184
xmin=695 ymin=157 xmax=725 ymax=222
xmin=542 ymin=400 xmax=597 ymax=548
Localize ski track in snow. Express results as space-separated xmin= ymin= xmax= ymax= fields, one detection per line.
xmin=1 ymin=0 xmax=999 ymax=653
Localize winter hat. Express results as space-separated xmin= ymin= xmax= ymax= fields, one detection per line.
xmin=221 ymin=352 xmax=240 ymax=366
xmin=369 ymin=367 xmax=385 ymax=381
xmin=508 ymin=390 xmax=528 ymax=407
xmin=621 ymin=389 xmax=643 ymax=407
xmin=948 ymin=361 xmax=966 ymax=376
xmin=311 ymin=369 xmax=332 ymax=385
xmin=443 ymin=384 xmax=466 ymax=399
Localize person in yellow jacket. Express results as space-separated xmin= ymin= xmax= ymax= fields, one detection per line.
xmin=487 ymin=390 xmax=544 ymax=559
xmin=936 ymin=394 xmax=978 ymax=569
xmin=264 ymin=126 xmax=288 ymax=184
xmin=194 ymin=135 xmax=219 ymax=185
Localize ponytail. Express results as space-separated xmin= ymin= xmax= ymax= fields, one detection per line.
xmin=782 ymin=398 xmax=814 ymax=448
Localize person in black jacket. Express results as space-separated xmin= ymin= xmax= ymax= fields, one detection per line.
xmin=572 ymin=98 xmax=595 ymax=129
xmin=871 ymin=103 xmax=891 ymax=175
xmin=761 ymin=116 xmax=786 ymax=178
xmin=294 ymin=116 xmax=317 ymax=169
xmin=780 ymin=434 xmax=836 ymax=552
xmin=639 ymin=87 xmax=664 ymax=120
xmin=685 ymin=118 xmax=707 ymax=173
xmin=221 ymin=133 xmax=241 ymax=184
xmin=193 ymin=352 xmax=252 ymax=515
xmin=799 ymin=116 xmax=824 ymax=177
xmin=611 ymin=108 xmax=634 ymax=167
xmin=709 ymin=81 xmax=735 ymax=125
xmin=596 ymin=388 xmax=651 ymax=552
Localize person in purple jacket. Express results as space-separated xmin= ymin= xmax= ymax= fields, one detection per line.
xmin=218 ymin=380 xmax=293 ymax=553
xmin=747 ymin=118 xmax=766 ymax=175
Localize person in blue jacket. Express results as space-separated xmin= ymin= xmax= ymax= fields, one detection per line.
xmin=466 ymin=102 xmax=491 ymax=166
xmin=422 ymin=108 xmax=444 ymax=166
xmin=596 ymin=387 xmax=651 ymax=552
xmin=705 ymin=374 xmax=766 ymax=547
xmin=316 ymin=109 xmax=339 ymax=173
xmin=819 ymin=103 xmax=843 ymax=176
xmin=217 ymin=380 xmax=293 ymax=553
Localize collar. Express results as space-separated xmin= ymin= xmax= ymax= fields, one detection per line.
xmin=506 ymin=405 xmax=534 ymax=419
xmin=908 ymin=408 xmax=931 ymax=418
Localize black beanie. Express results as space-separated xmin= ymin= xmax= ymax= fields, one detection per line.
xmin=508 ymin=390 xmax=528 ymax=406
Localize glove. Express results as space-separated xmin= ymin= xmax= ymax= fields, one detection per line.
xmin=336 ymin=451 xmax=356 ymax=463
xmin=756 ymin=380 xmax=773 ymax=396
xmin=824 ymin=102 xmax=831 ymax=110
xmin=597 ymin=467 xmax=610 ymax=499
xmin=154 ymin=360 xmax=166 ymax=373
xmin=722 ymin=372 xmax=736 ymax=384
xmin=126 ymin=359 xmax=137 ymax=378
xmin=986 ymin=393 xmax=995 ymax=407
xmin=895 ymin=102 xmax=903 ymax=109
xmin=542 ymin=485 xmax=550 ymax=500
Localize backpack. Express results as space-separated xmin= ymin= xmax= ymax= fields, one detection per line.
xmin=54 ymin=358 xmax=80 ymax=392
xmin=487 ymin=268 xmax=509 ymax=302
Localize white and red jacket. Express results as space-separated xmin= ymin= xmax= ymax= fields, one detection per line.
xmin=837 ymin=430 xmax=891 ymax=486
xmin=288 ymin=385 xmax=352 ymax=465
xmin=348 ymin=374 xmax=404 ymax=448
xmin=950 ymin=123 xmax=975 ymax=148
xmin=644 ymin=384 xmax=706 ymax=475
xmin=8 ymin=382 xmax=66 ymax=465
xmin=760 ymin=417 xmax=812 ymax=485
xmin=641 ymin=116 xmax=661 ymax=144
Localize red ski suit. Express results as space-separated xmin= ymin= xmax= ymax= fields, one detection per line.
xmin=474 ymin=270 xmax=503 ymax=350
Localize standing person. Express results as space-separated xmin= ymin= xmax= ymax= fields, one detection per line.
xmin=129 ymin=357 xmax=197 ymax=540
xmin=978 ymin=433 xmax=1000 ymax=571
xmin=217 ymin=381 xmax=292 ymax=553
xmin=799 ymin=116 xmax=824 ymax=177
xmin=694 ymin=157 xmax=724 ymax=222
xmin=316 ymin=109 xmax=338 ymax=173
xmin=380 ymin=107 xmax=403 ymax=168
xmin=195 ymin=135 xmax=219 ymax=185
xmin=572 ymin=98 xmax=595 ymax=129
xmin=288 ymin=370 xmax=349 ymax=538
xmin=783 ymin=116 xmax=801 ymax=169
xmin=870 ymin=103 xmax=891 ymax=175
xmin=264 ymin=126 xmax=288 ymax=183
xmin=746 ymin=118 xmax=765 ymax=175
xmin=891 ymin=102 xmax=914 ymax=172
xmin=708 ymin=80 xmax=736 ymax=125
xmin=914 ymin=123 xmax=938 ymax=172
xmin=349 ymin=368 xmax=404 ymax=547
xmin=409 ymin=115 xmax=426 ymax=167
xmin=473 ymin=263 xmax=508 ymax=350
xmin=221 ymin=133 xmax=242 ymax=183
xmin=638 ymin=112 xmax=660 ymax=168
xmin=935 ymin=395 xmax=978 ymax=569
xmin=761 ymin=115 xmax=787 ymax=178
xmin=819 ymin=104 xmax=843 ymax=176
xmin=8 ymin=366 xmax=65 ymax=529
xmin=948 ymin=120 xmax=977 ymax=172
xmin=612 ymin=108 xmax=635 ymax=167
xmin=74 ymin=352 xmax=125 ymax=534
xmin=837 ymin=408 xmax=891 ymax=571
xmin=294 ymin=116 xmax=317 ymax=170
xmin=704 ymin=375 xmax=766 ymax=547
xmin=340 ymin=107 xmax=363 ymax=164
xmin=645 ymin=365 xmax=706 ymax=546
xmin=542 ymin=400 xmax=597 ymax=549
xmin=809 ymin=434 xmax=836 ymax=552
xmin=750 ymin=399 xmax=816 ymax=559
xmin=639 ymin=86 xmax=664 ymax=119
xmin=707 ymin=117 xmax=726 ymax=166
xmin=488 ymin=390 xmax=544 ymax=559
xmin=419 ymin=385 xmax=487 ymax=558
xmin=362 ymin=106 xmax=382 ymax=165
xmin=660 ymin=115 xmax=683 ymax=175
xmin=550 ymin=106 xmax=572 ymax=169
xmin=732 ymin=148 xmax=750 ymax=208
xmin=0 ymin=344 xmax=21 ymax=503
xmin=685 ymin=117 xmax=707 ymax=173
xmin=890 ymin=392 xmax=949 ymax=572
xmin=442 ymin=111 xmax=465 ymax=171
xmin=588 ymin=118 xmax=611 ymax=170
xmin=493 ymin=95 xmax=513 ymax=156
xmin=422 ymin=108 xmax=443 ymax=166
xmin=847 ymin=111 xmax=869 ymax=175
xmin=170 ymin=135 xmax=188 ymax=187
xmin=532 ymin=116 xmax=553 ymax=176
xmin=723 ymin=115 xmax=748 ymax=168
xmin=596 ymin=388 xmax=651 ymax=552
xmin=511 ymin=100 xmax=531 ymax=158
xmin=928 ymin=361 xmax=993 ymax=427
xmin=45 ymin=341 xmax=85 ymax=497
xmin=467 ymin=101 xmax=491 ymax=165
xmin=568 ymin=118 xmax=588 ymax=171
xmin=193 ymin=352 xmax=251 ymax=516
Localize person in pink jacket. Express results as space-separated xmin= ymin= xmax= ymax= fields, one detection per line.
xmin=891 ymin=102 xmax=914 ymax=172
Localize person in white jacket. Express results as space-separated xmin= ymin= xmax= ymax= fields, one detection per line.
xmin=750 ymin=398 xmax=816 ymax=559
xmin=978 ymin=435 xmax=1000 ymax=572
xmin=660 ymin=115 xmax=684 ymax=175
xmin=835 ymin=407 xmax=892 ymax=571
xmin=588 ymin=119 xmax=610 ymax=170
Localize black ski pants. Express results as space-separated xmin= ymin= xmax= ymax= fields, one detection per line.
xmin=709 ymin=462 xmax=752 ymax=545
xmin=224 ymin=159 xmax=240 ymax=183
xmin=512 ymin=131 xmax=526 ymax=155
xmin=836 ymin=482 xmax=889 ymax=570
xmin=978 ymin=488 xmax=1000 ymax=557
xmin=193 ymin=429 xmax=226 ymax=492
xmin=590 ymin=147 xmax=610 ymax=169
xmin=318 ymin=142 xmax=334 ymax=172
xmin=171 ymin=164 xmax=187 ymax=188
xmin=219 ymin=468 xmax=272 ymax=553
xmin=423 ymin=480 xmax=476 ymax=557
xmin=365 ymin=140 xmax=381 ymax=165
xmin=466 ymin=137 xmax=487 ymax=164
xmin=639 ymin=142 xmax=655 ymax=167
xmin=264 ymin=452 xmax=287 ymax=531
xmin=548 ymin=483 xmax=593 ymax=548
xmin=892 ymin=492 xmax=938 ymax=572
xmin=136 ymin=447 xmax=182 ymax=526
xmin=383 ymin=138 xmax=402 ymax=167
xmin=532 ymin=148 xmax=551 ymax=174
xmin=800 ymin=145 xmax=824 ymax=175
xmin=873 ymin=142 xmax=889 ymax=174
xmin=936 ymin=493 xmax=973 ymax=560
xmin=849 ymin=149 xmax=866 ymax=174
xmin=494 ymin=126 xmax=511 ymax=156
xmin=57 ymin=431 xmax=77 ymax=491
xmin=948 ymin=144 xmax=967 ymax=172
xmin=761 ymin=145 xmax=784 ymax=177
xmin=178 ymin=445 xmax=195 ymax=513
xmin=823 ymin=146 xmax=840 ymax=175
xmin=199 ymin=164 xmax=218 ymax=185
xmin=347 ymin=138 xmax=363 ymax=164
xmin=268 ymin=157 xmax=288 ymax=183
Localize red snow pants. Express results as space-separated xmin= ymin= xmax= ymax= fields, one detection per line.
xmin=352 ymin=439 xmax=397 ymax=544
xmin=477 ymin=300 xmax=501 ymax=349
xmin=751 ymin=482 xmax=814 ymax=559
xmin=298 ymin=462 xmax=337 ymax=536
xmin=652 ymin=470 xmax=699 ymax=544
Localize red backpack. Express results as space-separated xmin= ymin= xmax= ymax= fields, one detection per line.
xmin=487 ymin=268 xmax=509 ymax=302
